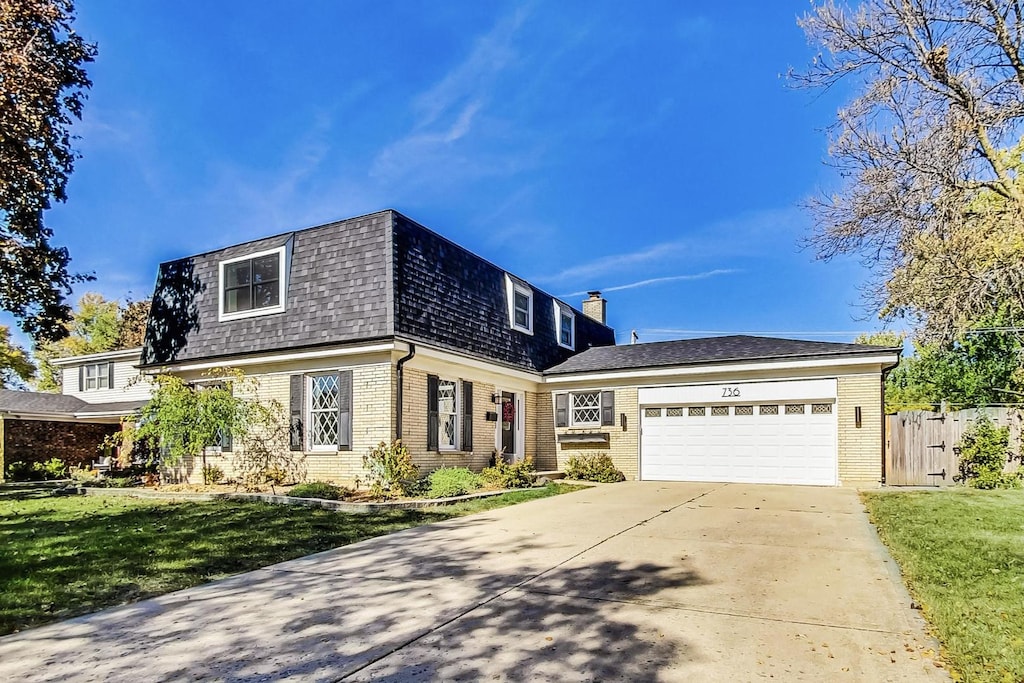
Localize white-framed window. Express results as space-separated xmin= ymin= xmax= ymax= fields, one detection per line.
xmin=437 ymin=378 xmax=460 ymax=450
xmin=218 ymin=246 xmax=287 ymax=321
xmin=83 ymin=362 xmax=111 ymax=391
xmin=307 ymin=373 xmax=340 ymax=451
xmin=571 ymin=390 xmax=601 ymax=426
xmin=554 ymin=301 xmax=575 ymax=350
xmin=504 ymin=274 xmax=533 ymax=335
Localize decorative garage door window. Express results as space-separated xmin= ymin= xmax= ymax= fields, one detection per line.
xmin=666 ymin=407 xmax=684 ymax=417
xmin=645 ymin=408 xmax=662 ymax=418
xmin=572 ymin=391 xmax=601 ymax=425
xmin=688 ymin=406 xmax=705 ymax=416
xmin=785 ymin=404 xmax=806 ymax=415
xmin=759 ymin=405 xmax=779 ymax=415
xmin=812 ymin=403 xmax=833 ymax=414
xmin=734 ymin=405 xmax=753 ymax=416
xmin=711 ymin=406 xmax=729 ymax=416
xmin=309 ymin=374 xmax=340 ymax=449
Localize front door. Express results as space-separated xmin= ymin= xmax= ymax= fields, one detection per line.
xmin=500 ymin=391 xmax=517 ymax=461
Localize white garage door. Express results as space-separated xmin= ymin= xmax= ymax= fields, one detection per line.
xmin=639 ymin=380 xmax=838 ymax=486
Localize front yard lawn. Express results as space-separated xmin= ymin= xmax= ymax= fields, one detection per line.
xmin=863 ymin=489 xmax=1024 ymax=682
xmin=0 ymin=482 xmax=582 ymax=636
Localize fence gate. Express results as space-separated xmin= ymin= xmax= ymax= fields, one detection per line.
xmin=886 ymin=408 xmax=1021 ymax=486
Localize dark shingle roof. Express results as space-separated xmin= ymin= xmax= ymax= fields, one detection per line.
xmin=543 ymin=335 xmax=900 ymax=375
xmin=0 ymin=390 xmax=145 ymax=418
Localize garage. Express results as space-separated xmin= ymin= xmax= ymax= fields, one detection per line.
xmin=639 ymin=379 xmax=838 ymax=486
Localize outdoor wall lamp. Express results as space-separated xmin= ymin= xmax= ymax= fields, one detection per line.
xmin=855 ymin=406 xmax=862 ymax=428
xmin=620 ymin=413 xmax=627 ymax=431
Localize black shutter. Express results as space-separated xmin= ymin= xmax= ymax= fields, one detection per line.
xmin=221 ymin=382 xmax=233 ymax=452
xmin=601 ymin=390 xmax=615 ymax=426
xmin=107 ymin=363 xmax=115 ymax=389
xmin=555 ymin=393 xmax=568 ymax=427
xmin=289 ymin=374 xmax=304 ymax=451
xmin=426 ymin=374 xmax=439 ymax=451
xmin=461 ymin=381 xmax=473 ymax=451
xmin=78 ymin=365 xmax=84 ymax=392
xmin=337 ymin=370 xmax=352 ymax=451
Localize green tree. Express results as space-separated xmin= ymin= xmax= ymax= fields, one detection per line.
xmin=33 ymin=293 xmax=151 ymax=391
xmin=793 ymin=1 xmax=1024 ymax=341
xmin=0 ymin=325 xmax=35 ymax=388
xmin=854 ymin=331 xmax=905 ymax=348
xmin=0 ymin=0 xmax=97 ymax=344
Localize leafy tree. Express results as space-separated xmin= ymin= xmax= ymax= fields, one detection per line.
xmin=0 ymin=325 xmax=35 ymax=388
xmin=33 ymin=293 xmax=151 ymax=391
xmin=0 ymin=0 xmax=97 ymax=344
xmin=793 ymin=1 xmax=1024 ymax=341
xmin=854 ymin=330 xmax=905 ymax=348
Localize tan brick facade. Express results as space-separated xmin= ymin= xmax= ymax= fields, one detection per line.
xmin=550 ymin=387 xmax=640 ymax=481
xmin=836 ymin=373 xmax=884 ymax=484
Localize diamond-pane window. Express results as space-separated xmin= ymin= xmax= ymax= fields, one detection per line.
xmin=759 ymin=405 xmax=779 ymax=415
xmin=571 ymin=391 xmax=601 ymax=425
xmin=438 ymin=379 xmax=458 ymax=449
xmin=812 ymin=403 xmax=833 ymax=414
xmin=309 ymin=374 xmax=340 ymax=448
xmin=645 ymin=408 xmax=662 ymax=418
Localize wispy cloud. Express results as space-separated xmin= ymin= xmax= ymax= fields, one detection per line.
xmin=559 ymin=269 xmax=738 ymax=298
xmin=538 ymin=240 xmax=690 ymax=284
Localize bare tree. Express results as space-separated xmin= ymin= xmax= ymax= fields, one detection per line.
xmin=793 ymin=0 xmax=1024 ymax=341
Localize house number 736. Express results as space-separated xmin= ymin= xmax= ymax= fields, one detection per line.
xmin=721 ymin=387 xmax=740 ymax=398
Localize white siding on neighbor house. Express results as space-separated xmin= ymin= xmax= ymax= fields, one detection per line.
xmin=62 ymin=360 xmax=153 ymax=404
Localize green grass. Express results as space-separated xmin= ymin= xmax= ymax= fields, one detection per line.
xmin=0 ymin=482 xmax=583 ymax=636
xmin=863 ymin=489 xmax=1024 ymax=682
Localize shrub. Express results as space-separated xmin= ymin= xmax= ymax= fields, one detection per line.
xmin=69 ymin=467 xmax=100 ymax=485
xmin=5 ymin=461 xmax=42 ymax=482
xmin=564 ymin=453 xmax=626 ymax=483
xmin=202 ymin=464 xmax=224 ymax=485
xmin=101 ymin=476 xmax=141 ymax=488
xmin=363 ymin=440 xmax=418 ymax=499
xmin=427 ymin=467 xmax=481 ymax=498
xmin=957 ymin=415 xmax=1022 ymax=489
xmin=288 ymin=481 xmax=348 ymax=500
xmin=39 ymin=458 xmax=68 ymax=480
xmin=480 ymin=456 xmax=536 ymax=489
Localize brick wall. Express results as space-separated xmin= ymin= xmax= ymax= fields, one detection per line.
xmin=552 ymin=387 xmax=640 ymax=480
xmin=837 ymin=374 xmax=884 ymax=483
xmin=2 ymin=418 xmax=118 ymax=472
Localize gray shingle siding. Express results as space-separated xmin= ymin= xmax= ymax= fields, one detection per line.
xmin=142 ymin=213 xmax=392 ymax=366
xmin=391 ymin=213 xmax=614 ymax=372
xmin=140 ymin=210 xmax=614 ymax=371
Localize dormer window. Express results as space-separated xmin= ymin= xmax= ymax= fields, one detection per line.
xmin=219 ymin=247 xmax=287 ymax=321
xmin=554 ymin=301 xmax=575 ymax=350
xmin=504 ymin=274 xmax=533 ymax=335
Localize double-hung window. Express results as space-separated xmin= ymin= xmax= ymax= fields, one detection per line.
xmin=308 ymin=374 xmax=340 ymax=450
xmin=437 ymin=378 xmax=459 ymax=450
xmin=554 ymin=301 xmax=575 ymax=350
xmin=83 ymin=362 xmax=111 ymax=391
xmin=219 ymin=247 xmax=286 ymax=321
xmin=504 ymin=274 xmax=533 ymax=334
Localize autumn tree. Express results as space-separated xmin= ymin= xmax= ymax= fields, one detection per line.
xmin=0 ymin=326 xmax=35 ymax=388
xmin=0 ymin=0 xmax=96 ymax=344
xmin=793 ymin=0 xmax=1024 ymax=341
xmin=33 ymin=293 xmax=152 ymax=391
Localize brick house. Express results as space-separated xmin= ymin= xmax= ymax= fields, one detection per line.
xmin=139 ymin=209 xmax=900 ymax=486
xmin=0 ymin=348 xmax=150 ymax=474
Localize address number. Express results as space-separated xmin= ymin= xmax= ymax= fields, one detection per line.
xmin=721 ymin=387 xmax=741 ymax=398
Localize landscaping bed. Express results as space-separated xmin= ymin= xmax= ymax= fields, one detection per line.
xmin=863 ymin=489 xmax=1024 ymax=682
xmin=0 ymin=482 xmax=584 ymax=636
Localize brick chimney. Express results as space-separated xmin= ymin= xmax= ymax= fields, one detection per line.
xmin=582 ymin=291 xmax=606 ymax=325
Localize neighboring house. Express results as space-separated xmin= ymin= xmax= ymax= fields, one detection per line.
xmin=0 ymin=348 xmax=150 ymax=475
xmin=140 ymin=209 xmax=901 ymax=487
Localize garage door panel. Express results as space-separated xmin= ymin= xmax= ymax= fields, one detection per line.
xmin=640 ymin=384 xmax=837 ymax=486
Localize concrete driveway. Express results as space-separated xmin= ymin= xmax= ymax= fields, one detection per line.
xmin=0 ymin=482 xmax=946 ymax=682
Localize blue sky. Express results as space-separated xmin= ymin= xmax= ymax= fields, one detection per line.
xmin=11 ymin=1 xmax=886 ymax=348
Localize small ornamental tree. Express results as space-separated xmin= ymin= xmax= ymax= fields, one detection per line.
xmin=956 ymin=415 xmax=1022 ymax=489
xmin=120 ymin=369 xmax=262 ymax=469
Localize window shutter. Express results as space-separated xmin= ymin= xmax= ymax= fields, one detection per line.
xmin=289 ymin=374 xmax=304 ymax=451
xmin=461 ymin=381 xmax=473 ymax=451
xmin=78 ymin=366 xmax=84 ymax=392
xmin=221 ymin=382 xmax=233 ymax=452
xmin=555 ymin=393 xmax=568 ymax=428
xmin=107 ymin=363 xmax=115 ymax=389
xmin=337 ymin=370 xmax=352 ymax=451
xmin=426 ymin=374 xmax=439 ymax=451
xmin=601 ymin=390 xmax=615 ymax=426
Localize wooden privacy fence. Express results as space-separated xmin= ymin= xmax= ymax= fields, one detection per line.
xmin=886 ymin=408 xmax=1023 ymax=486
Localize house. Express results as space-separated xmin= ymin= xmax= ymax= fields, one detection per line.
xmin=140 ymin=209 xmax=900 ymax=487
xmin=0 ymin=348 xmax=150 ymax=474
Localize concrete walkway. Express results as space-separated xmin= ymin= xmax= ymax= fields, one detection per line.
xmin=0 ymin=482 xmax=946 ymax=682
